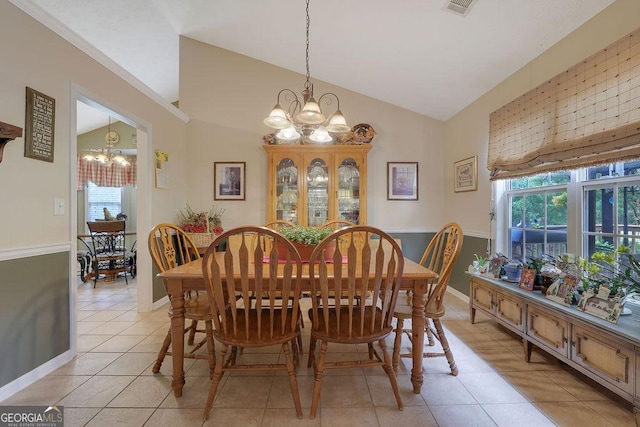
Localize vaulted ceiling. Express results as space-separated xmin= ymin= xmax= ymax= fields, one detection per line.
xmin=17 ymin=0 xmax=616 ymax=130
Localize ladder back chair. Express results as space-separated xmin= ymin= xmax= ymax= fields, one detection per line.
xmin=86 ymin=220 xmax=133 ymax=287
xmin=392 ymin=222 xmax=464 ymax=375
xmin=148 ymin=223 xmax=215 ymax=378
xmin=202 ymin=226 xmax=304 ymax=420
xmin=307 ymin=225 xmax=404 ymax=419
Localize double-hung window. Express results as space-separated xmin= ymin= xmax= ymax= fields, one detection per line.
xmin=506 ymin=172 xmax=569 ymax=260
xmin=503 ymin=161 xmax=640 ymax=261
xmin=86 ymin=182 xmax=122 ymax=222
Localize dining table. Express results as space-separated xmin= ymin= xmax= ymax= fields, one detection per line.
xmin=157 ymin=250 xmax=437 ymax=397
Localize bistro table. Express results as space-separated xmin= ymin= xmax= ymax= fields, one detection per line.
xmin=158 ymin=251 xmax=437 ymax=397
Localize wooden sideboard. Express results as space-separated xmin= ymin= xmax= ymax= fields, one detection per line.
xmin=469 ymin=273 xmax=640 ymax=423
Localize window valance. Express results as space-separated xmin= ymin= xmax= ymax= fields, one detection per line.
xmin=77 ymin=155 xmax=137 ymax=189
xmin=488 ymin=28 xmax=640 ymax=180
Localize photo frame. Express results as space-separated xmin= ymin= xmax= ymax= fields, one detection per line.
xmin=387 ymin=162 xmax=418 ymax=200
xmin=519 ymin=268 xmax=536 ymax=291
xmin=546 ymin=274 xmax=579 ymax=306
xmin=214 ymin=162 xmax=245 ymax=200
xmin=454 ymin=156 xmax=477 ymax=192
xmin=577 ymin=287 xmax=624 ymax=323
xmin=24 ymin=87 xmax=55 ymax=162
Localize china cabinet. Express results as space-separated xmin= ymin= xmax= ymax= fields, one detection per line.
xmin=264 ymin=144 xmax=371 ymax=226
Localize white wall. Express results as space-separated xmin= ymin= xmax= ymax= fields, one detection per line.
xmin=178 ymin=38 xmax=447 ymax=233
xmin=444 ymin=0 xmax=640 ymax=247
xmin=0 ymin=1 xmax=189 ymax=253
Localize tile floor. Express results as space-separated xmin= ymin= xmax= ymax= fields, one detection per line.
xmin=1 ymin=276 xmax=637 ymax=426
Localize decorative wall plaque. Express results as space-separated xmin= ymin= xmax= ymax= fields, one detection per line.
xmin=24 ymin=87 xmax=55 ymax=162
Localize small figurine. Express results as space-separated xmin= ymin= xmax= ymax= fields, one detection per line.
xmin=103 ymin=207 xmax=115 ymax=221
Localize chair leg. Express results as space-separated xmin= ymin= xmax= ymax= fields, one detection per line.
xmin=204 ymin=320 xmax=216 ymax=379
xmin=307 ymin=336 xmax=317 ymax=368
xmin=153 ymin=328 xmax=172 ymax=373
xmin=380 ymin=338 xmax=403 ymax=411
xmin=392 ymin=317 xmax=404 ymax=372
xmin=426 ymin=324 xmax=435 ymax=346
xmin=309 ymin=340 xmax=328 ymax=420
xmin=283 ymin=342 xmax=303 ymax=419
xmin=203 ymin=343 xmax=228 ymax=421
xmin=187 ymin=319 xmax=198 ymax=345
xmin=431 ymin=318 xmax=458 ymax=376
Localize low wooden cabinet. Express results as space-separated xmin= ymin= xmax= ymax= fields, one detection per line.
xmin=469 ymin=274 xmax=640 ymax=422
xmin=264 ymin=144 xmax=370 ymax=226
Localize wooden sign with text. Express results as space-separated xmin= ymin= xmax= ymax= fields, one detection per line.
xmin=24 ymin=87 xmax=55 ymax=162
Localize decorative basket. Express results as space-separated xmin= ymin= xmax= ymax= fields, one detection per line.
xmin=185 ymin=232 xmax=215 ymax=248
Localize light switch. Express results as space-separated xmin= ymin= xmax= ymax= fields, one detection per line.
xmin=54 ymin=198 xmax=64 ymax=216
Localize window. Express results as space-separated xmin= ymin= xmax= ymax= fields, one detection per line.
xmin=86 ymin=182 xmax=122 ymax=222
xmin=507 ymin=172 xmax=569 ymax=260
xmin=583 ymin=161 xmax=640 ymax=258
xmin=503 ymin=161 xmax=640 ymax=261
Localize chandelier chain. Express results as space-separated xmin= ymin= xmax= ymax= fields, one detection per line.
xmin=304 ymin=0 xmax=311 ymax=90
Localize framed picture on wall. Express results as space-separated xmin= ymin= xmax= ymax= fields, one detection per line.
xmin=24 ymin=87 xmax=55 ymax=163
xmin=387 ymin=162 xmax=418 ymax=200
xmin=214 ymin=162 xmax=245 ymax=200
xmin=454 ymin=156 xmax=477 ymax=192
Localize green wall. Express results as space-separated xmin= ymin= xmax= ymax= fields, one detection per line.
xmin=0 ymin=252 xmax=70 ymax=387
xmin=391 ymin=231 xmax=482 ymax=297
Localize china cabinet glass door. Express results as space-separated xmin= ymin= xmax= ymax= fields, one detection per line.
xmin=306 ymin=158 xmax=329 ymax=226
xmin=275 ymin=158 xmax=299 ymax=224
xmin=337 ymin=157 xmax=361 ymax=224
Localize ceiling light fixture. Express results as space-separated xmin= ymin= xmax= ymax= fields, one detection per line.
xmin=83 ymin=117 xmax=130 ymax=166
xmin=263 ymin=0 xmax=350 ymax=144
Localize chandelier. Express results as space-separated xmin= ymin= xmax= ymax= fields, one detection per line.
xmin=263 ymin=0 xmax=350 ymax=144
xmin=82 ymin=117 xmax=130 ymax=166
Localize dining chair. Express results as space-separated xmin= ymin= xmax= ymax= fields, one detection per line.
xmin=391 ymin=222 xmax=464 ymax=375
xmin=148 ymin=223 xmax=215 ymax=378
xmin=202 ymin=226 xmax=304 ymax=420
xmin=307 ymin=225 xmax=404 ymax=419
xmin=87 ymin=220 xmax=133 ymax=287
xmin=252 ymin=220 xmax=305 ymax=333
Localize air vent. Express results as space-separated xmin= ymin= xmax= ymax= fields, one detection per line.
xmin=445 ymin=0 xmax=478 ymax=16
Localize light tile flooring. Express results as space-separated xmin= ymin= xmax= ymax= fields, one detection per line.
xmin=2 ymin=276 xmax=637 ymax=426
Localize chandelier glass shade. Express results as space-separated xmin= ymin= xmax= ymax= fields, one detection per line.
xmin=263 ymin=0 xmax=350 ymax=143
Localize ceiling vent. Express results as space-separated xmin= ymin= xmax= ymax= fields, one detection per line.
xmin=444 ymin=0 xmax=478 ymax=16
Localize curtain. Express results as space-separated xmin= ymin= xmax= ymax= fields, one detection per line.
xmin=77 ymin=155 xmax=137 ymax=189
xmin=488 ymin=28 xmax=640 ymax=180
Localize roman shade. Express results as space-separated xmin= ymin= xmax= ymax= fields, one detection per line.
xmin=488 ymin=28 xmax=640 ymax=180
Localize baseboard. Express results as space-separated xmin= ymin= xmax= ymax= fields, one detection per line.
xmin=0 ymin=350 xmax=73 ymax=402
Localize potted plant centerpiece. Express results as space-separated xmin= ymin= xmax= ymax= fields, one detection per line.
xmin=277 ymin=225 xmax=335 ymax=261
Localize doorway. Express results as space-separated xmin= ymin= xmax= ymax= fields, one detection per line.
xmin=70 ymin=86 xmax=154 ymax=358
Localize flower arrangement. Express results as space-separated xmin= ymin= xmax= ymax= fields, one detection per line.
xmin=177 ymin=204 xmax=225 ymax=235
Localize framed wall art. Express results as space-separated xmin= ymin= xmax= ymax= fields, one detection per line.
xmin=24 ymin=87 xmax=55 ymax=162
xmin=387 ymin=162 xmax=418 ymax=200
xmin=214 ymin=162 xmax=245 ymax=200
xmin=454 ymin=155 xmax=477 ymax=192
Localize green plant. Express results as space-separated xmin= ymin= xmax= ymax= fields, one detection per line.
xmin=579 ymin=246 xmax=640 ymax=297
xmin=279 ymin=226 xmax=333 ymax=245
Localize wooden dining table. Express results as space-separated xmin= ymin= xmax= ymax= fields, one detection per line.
xmin=157 ymin=251 xmax=437 ymax=397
